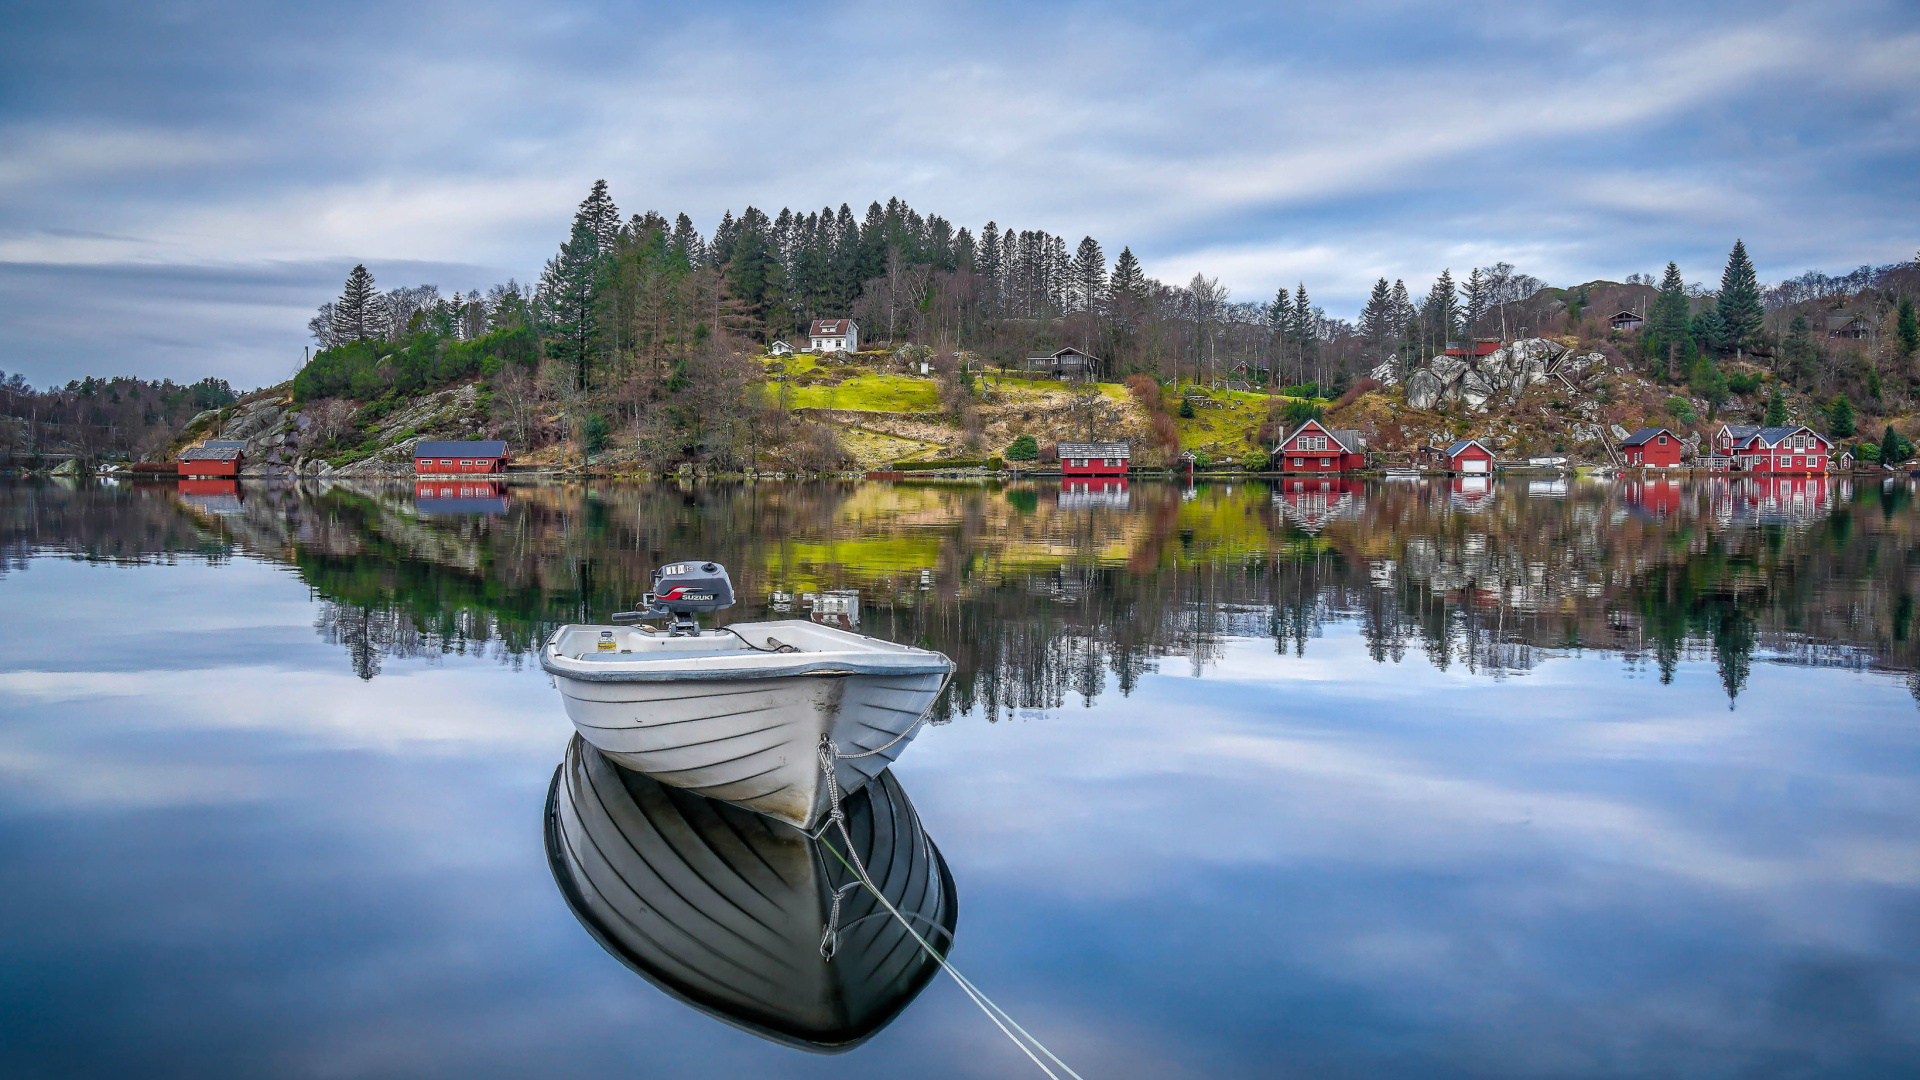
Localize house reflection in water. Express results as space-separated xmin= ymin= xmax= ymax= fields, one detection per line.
xmin=1273 ymin=478 xmax=1362 ymax=533
xmin=1713 ymin=475 xmax=1836 ymax=526
xmin=176 ymin=477 xmax=243 ymax=516
xmin=1056 ymin=478 xmax=1130 ymax=510
xmin=1450 ymin=474 xmax=1494 ymax=511
xmin=414 ymin=480 xmax=510 ymax=515
xmin=1622 ymin=478 xmax=1686 ymax=520
xmin=804 ymin=590 xmax=860 ymax=630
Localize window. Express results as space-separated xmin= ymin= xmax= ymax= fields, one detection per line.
xmin=1793 ymin=435 xmax=1805 ymax=449
xmin=440 ymin=459 xmax=453 ymax=465
xmin=460 ymin=460 xmax=473 ymax=466
xmin=1658 ymin=435 xmax=1667 ymax=445
xmin=1293 ymin=458 xmax=1304 ymax=467
xmin=1320 ymin=458 xmax=1331 ymax=467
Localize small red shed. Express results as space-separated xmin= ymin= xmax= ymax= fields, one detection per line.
xmin=414 ymin=440 xmax=508 ymax=475
xmin=1446 ymin=438 xmax=1495 ymax=474
xmin=1276 ymin=420 xmax=1366 ymax=472
xmin=1621 ymin=427 xmax=1682 ymax=468
xmin=178 ymin=440 xmax=244 ymax=477
xmin=1058 ymin=441 xmax=1130 ymax=477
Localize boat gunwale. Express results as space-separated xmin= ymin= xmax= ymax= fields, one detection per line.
xmin=541 ymin=621 xmax=953 ymax=683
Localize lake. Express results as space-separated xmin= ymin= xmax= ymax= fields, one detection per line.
xmin=2 ymin=474 xmax=1916 ymax=1078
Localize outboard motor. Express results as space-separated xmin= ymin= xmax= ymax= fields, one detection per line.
xmin=614 ymin=560 xmax=735 ymax=636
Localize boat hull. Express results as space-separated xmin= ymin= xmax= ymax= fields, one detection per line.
xmin=546 ymin=736 xmax=957 ymax=1052
xmin=550 ymin=667 xmax=947 ymax=829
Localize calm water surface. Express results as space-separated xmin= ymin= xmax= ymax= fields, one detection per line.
xmin=2 ymin=475 xmax=1917 ymax=1078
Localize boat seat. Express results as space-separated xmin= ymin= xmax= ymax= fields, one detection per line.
xmin=571 ymin=648 xmax=751 ymax=662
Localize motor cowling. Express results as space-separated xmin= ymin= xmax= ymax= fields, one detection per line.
xmin=646 ymin=560 xmax=735 ymax=614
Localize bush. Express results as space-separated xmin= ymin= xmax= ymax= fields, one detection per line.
xmin=986 ymin=456 xmax=1004 ymax=471
xmin=1727 ymin=371 xmax=1762 ymax=394
xmin=1283 ymin=398 xmax=1324 ymax=427
xmin=1178 ymin=397 xmax=1196 ymax=418
xmin=1191 ymin=450 xmax=1213 ymax=469
xmin=889 ymin=458 xmax=985 ymax=471
xmin=1665 ymin=396 xmax=1697 ymax=424
xmin=1006 ymin=434 xmax=1039 ymax=461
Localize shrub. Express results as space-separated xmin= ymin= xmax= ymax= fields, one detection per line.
xmin=1283 ymin=398 xmax=1324 ymax=427
xmin=1727 ymin=371 xmax=1762 ymax=395
xmin=1178 ymin=397 xmax=1196 ymax=418
xmin=1006 ymin=434 xmax=1039 ymax=461
xmin=1331 ymin=378 xmax=1383 ymax=412
xmin=1665 ymin=396 xmax=1697 ymax=424
xmin=1192 ymin=450 xmax=1213 ymax=469
xmin=986 ymin=455 xmax=1004 ymax=471
xmin=890 ymin=458 xmax=984 ymax=471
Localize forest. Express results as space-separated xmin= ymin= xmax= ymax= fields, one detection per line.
xmin=0 ymin=370 xmax=237 ymax=465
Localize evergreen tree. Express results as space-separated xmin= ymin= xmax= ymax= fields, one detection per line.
xmin=1828 ymin=394 xmax=1856 ymax=438
xmin=1882 ymin=424 xmax=1903 ymax=467
xmin=1691 ymin=305 xmax=1728 ymax=353
xmin=1360 ymin=277 xmax=1393 ymax=360
xmin=1291 ymin=284 xmax=1318 ymax=369
xmin=331 ymin=264 xmax=379 ymax=342
xmin=1071 ymin=236 xmax=1106 ymax=313
xmin=541 ymin=215 xmax=599 ymax=390
xmin=1107 ymin=247 xmax=1147 ymax=324
xmin=1390 ymin=279 xmax=1419 ymax=366
xmin=1461 ymin=267 xmax=1487 ymax=339
xmin=1689 ymin=351 xmax=1728 ymax=418
xmin=579 ymin=180 xmax=622 ymax=255
xmin=979 ymin=222 xmax=1003 ymax=311
xmin=1717 ymin=240 xmax=1764 ymax=357
xmin=1765 ymin=386 xmax=1788 ymax=426
xmin=1781 ymin=314 xmax=1815 ymax=384
xmin=669 ymin=213 xmax=704 ymax=267
xmin=1422 ymin=269 xmax=1457 ymax=357
xmin=1899 ymin=294 xmax=1919 ymax=358
xmin=1649 ymin=261 xmax=1690 ymax=379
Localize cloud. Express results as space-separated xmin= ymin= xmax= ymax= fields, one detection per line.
xmin=1 ymin=0 xmax=1916 ymax=385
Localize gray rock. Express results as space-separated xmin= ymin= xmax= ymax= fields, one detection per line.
xmin=1610 ymin=424 xmax=1630 ymax=441
xmin=1368 ymin=358 xmax=1400 ymax=386
xmin=1460 ymin=369 xmax=1498 ymax=411
xmin=1405 ymin=369 xmax=1444 ymax=410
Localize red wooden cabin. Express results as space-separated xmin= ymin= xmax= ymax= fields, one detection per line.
xmin=1444 ymin=339 xmax=1502 ymax=357
xmin=1446 ymin=439 xmax=1495 ymax=474
xmin=1058 ymin=441 xmax=1130 ymax=477
xmin=1620 ymin=427 xmax=1682 ymax=468
xmin=1729 ymin=426 xmax=1830 ymax=474
xmin=177 ymin=441 xmax=243 ymax=477
xmin=414 ymin=440 xmax=508 ymax=475
xmin=1276 ymin=420 xmax=1365 ymax=472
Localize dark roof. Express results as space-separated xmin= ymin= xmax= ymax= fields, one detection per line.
xmin=808 ymin=319 xmax=854 ymax=336
xmin=1743 ymin=426 xmax=1827 ymax=448
xmin=1718 ymin=424 xmax=1761 ymax=440
xmin=1026 ymin=347 xmax=1100 ymax=363
xmin=1826 ymin=315 xmax=1868 ymax=329
xmin=1282 ymin=421 xmax=1362 ymax=454
xmin=414 ymin=440 xmax=507 ymax=458
xmin=1057 ymin=441 xmax=1129 ymax=458
xmin=179 ymin=445 xmax=242 ymax=461
xmin=1609 ymin=309 xmax=1644 ymax=321
xmin=1620 ymin=427 xmax=1672 ymax=447
xmin=202 ymin=440 xmax=246 ymax=449
xmin=1446 ymin=438 xmax=1492 ymax=457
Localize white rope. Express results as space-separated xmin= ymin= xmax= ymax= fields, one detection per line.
xmin=814 ymin=734 xmax=1085 ymax=1080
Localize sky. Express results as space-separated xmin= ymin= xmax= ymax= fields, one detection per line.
xmin=1 ymin=0 xmax=1916 ymax=390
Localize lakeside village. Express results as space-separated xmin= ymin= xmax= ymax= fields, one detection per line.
xmin=6 ymin=186 xmax=1920 ymax=489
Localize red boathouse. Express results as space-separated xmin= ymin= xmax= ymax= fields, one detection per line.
xmin=1446 ymin=438 xmax=1495 ymax=474
xmin=1058 ymin=441 xmax=1130 ymax=477
xmin=177 ymin=440 xmax=244 ymax=477
xmin=1276 ymin=420 xmax=1366 ymax=472
xmin=414 ymin=440 xmax=508 ymax=475
xmin=1621 ymin=427 xmax=1683 ymax=468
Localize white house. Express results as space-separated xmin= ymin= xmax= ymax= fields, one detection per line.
xmin=809 ymin=319 xmax=859 ymax=354
xmin=767 ymin=340 xmax=792 ymax=356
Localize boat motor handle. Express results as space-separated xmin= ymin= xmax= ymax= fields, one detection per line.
xmin=610 ymin=611 xmax=646 ymax=623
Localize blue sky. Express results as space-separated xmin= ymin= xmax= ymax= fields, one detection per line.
xmin=1 ymin=0 xmax=1916 ymax=389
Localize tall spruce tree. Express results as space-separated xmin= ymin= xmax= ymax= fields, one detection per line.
xmin=1108 ymin=247 xmax=1146 ymax=312
xmin=1423 ymin=269 xmax=1457 ymax=358
xmin=1765 ymin=387 xmax=1788 ymax=426
xmin=1650 ymin=261 xmax=1690 ymax=378
xmin=541 ymin=215 xmax=600 ymax=390
xmin=1360 ymin=278 xmax=1393 ymax=361
xmin=1462 ymin=267 xmax=1487 ymax=340
xmin=331 ymin=264 xmax=378 ymax=342
xmin=1717 ymin=240 xmax=1764 ymax=358
xmin=1071 ymin=237 xmax=1106 ymax=313
xmin=1882 ymin=424 xmax=1903 ymax=466
xmin=1898 ymin=294 xmax=1919 ymax=358
xmin=579 ymin=180 xmax=622 ymax=255
xmin=1828 ymin=394 xmax=1856 ymax=438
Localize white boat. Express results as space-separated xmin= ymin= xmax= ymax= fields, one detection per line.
xmin=540 ymin=561 xmax=953 ymax=831
xmin=546 ymin=735 xmax=956 ymax=1051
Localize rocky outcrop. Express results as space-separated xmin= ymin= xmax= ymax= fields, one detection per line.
xmin=1398 ymin=338 xmax=1617 ymax=413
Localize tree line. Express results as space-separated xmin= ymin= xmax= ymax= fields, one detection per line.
xmin=0 ymin=370 xmax=236 ymax=464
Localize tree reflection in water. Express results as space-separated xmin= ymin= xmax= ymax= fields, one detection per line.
xmin=5 ymin=475 xmax=1916 ymax=707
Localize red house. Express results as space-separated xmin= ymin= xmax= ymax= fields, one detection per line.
xmin=177 ymin=440 xmax=244 ymax=477
xmin=1058 ymin=441 xmax=1130 ymax=477
xmin=1446 ymin=438 xmax=1495 ymax=474
xmin=414 ymin=440 xmax=508 ymax=475
xmin=1444 ymin=339 xmax=1502 ymax=357
xmin=1728 ymin=426 xmax=1831 ymax=474
xmin=1276 ymin=420 xmax=1365 ymax=472
xmin=1621 ymin=427 xmax=1683 ymax=468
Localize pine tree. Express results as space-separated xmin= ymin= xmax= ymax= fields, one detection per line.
xmin=1882 ymin=424 xmax=1903 ymax=467
xmin=331 ymin=264 xmax=378 ymax=342
xmin=669 ymin=213 xmax=704 ymax=267
xmin=1650 ymin=261 xmax=1690 ymax=379
xmin=1782 ymin=314 xmax=1815 ymax=384
xmin=1071 ymin=236 xmax=1106 ymax=313
xmin=1462 ymin=267 xmax=1487 ymax=340
xmin=1390 ymin=279 xmax=1418 ymax=367
xmin=1765 ymin=386 xmax=1787 ymax=426
xmin=1360 ymin=278 xmax=1393 ymax=360
xmin=541 ymin=215 xmax=599 ymax=390
xmin=1690 ymin=351 xmax=1728 ymax=418
xmin=1717 ymin=240 xmax=1764 ymax=357
xmin=1898 ymin=294 xmax=1919 ymax=358
xmin=1422 ymin=269 xmax=1457 ymax=357
xmin=1107 ymin=247 xmax=1146 ymax=319
xmin=1691 ymin=305 xmax=1728 ymax=353
xmin=1291 ymin=284 xmax=1317 ymax=371
xmin=1828 ymin=394 xmax=1856 ymax=438
xmin=579 ymin=180 xmax=622 ymax=255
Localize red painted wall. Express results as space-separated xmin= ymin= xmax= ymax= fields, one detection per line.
xmin=1625 ymin=433 xmax=1682 ymax=467
xmin=179 ymin=458 xmax=238 ymax=477
xmin=1279 ymin=424 xmax=1362 ymax=471
xmin=1061 ymin=458 xmax=1128 ymax=476
xmin=414 ymin=456 xmax=506 ymax=474
xmin=1448 ymin=445 xmax=1494 ymax=472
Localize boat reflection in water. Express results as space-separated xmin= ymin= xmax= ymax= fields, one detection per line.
xmin=414 ymin=480 xmax=510 ymax=515
xmin=545 ymin=735 xmax=957 ymax=1052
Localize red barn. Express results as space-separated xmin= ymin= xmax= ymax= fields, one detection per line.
xmin=1276 ymin=420 xmax=1365 ymax=472
xmin=1446 ymin=438 xmax=1495 ymax=474
xmin=177 ymin=440 xmax=243 ymax=477
xmin=1621 ymin=427 xmax=1683 ymax=468
xmin=1058 ymin=441 xmax=1130 ymax=477
xmin=1729 ymin=426 xmax=1831 ymax=474
xmin=414 ymin=440 xmax=508 ymax=475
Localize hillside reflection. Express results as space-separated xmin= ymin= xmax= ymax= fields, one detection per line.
xmin=3 ymin=475 xmax=1915 ymax=707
